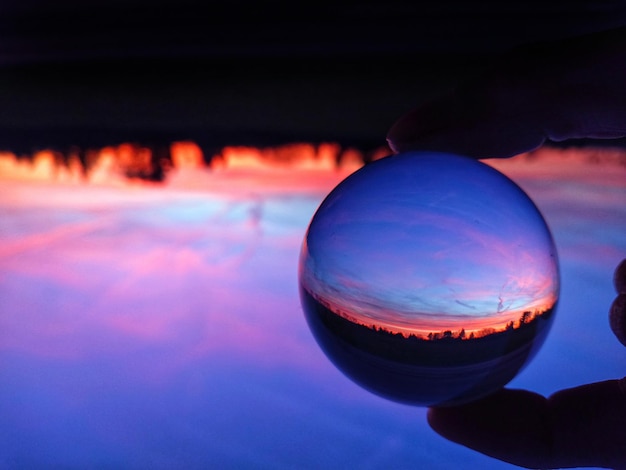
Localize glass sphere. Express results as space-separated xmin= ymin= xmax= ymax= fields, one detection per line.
xmin=299 ymin=151 xmax=559 ymax=406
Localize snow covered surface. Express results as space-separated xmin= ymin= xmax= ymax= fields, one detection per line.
xmin=0 ymin=147 xmax=625 ymax=468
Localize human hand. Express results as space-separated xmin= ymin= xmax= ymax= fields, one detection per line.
xmin=427 ymin=379 xmax=626 ymax=469
xmin=387 ymin=26 xmax=626 ymax=159
xmin=387 ymin=26 xmax=626 ymax=468
xmin=427 ymin=259 xmax=626 ymax=470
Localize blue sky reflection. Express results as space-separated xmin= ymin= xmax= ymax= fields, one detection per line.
xmin=301 ymin=152 xmax=559 ymax=337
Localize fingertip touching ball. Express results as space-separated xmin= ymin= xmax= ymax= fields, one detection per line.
xmin=299 ymin=151 xmax=559 ymax=406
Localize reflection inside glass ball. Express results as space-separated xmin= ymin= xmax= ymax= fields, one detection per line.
xmin=299 ymin=151 xmax=559 ymax=407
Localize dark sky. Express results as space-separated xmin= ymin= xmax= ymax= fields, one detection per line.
xmin=0 ymin=1 xmax=625 ymax=150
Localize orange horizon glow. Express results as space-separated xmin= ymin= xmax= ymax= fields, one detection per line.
xmin=0 ymin=141 xmax=379 ymax=197
xmin=309 ymin=288 xmax=555 ymax=340
xmin=1 ymin=141 xmax=625 ymax=189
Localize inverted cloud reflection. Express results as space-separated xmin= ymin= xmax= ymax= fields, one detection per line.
xmin=300 ymin=152 xmax=560 ymax=338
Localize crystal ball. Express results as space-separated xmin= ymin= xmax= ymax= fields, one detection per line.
xmin=299 ymin=151 xmax=559 ymax=406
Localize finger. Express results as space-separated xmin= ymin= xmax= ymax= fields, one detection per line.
xmin=386 ymin=85 xmax=547 ymax=158
xmin=610 ymin=293 xmax=626 ymax=347
xmin=610 ymin=259 xmax=626 ymax=346
xmin=427 ymin=388 xmax=552 ymax=469
xmin=547 ymin=379 xmax=626 ymax=469
xmin=428 ymin=380 xmax=626 ymax=469
xmin=615 ymin=258 xmax=626 ymax=294
xmin=388 ymin=26 xmax=626 ymax=159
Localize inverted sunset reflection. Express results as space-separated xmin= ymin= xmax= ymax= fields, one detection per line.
xmin=299 ymin=151 xmax=559 ymax=406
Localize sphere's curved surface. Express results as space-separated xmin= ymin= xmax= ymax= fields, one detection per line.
xmin=299 ymin=151 xmax=559 ymax=406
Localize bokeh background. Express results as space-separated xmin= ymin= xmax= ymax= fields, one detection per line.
xmin=1 ymin=2 xmax=625 ymax=468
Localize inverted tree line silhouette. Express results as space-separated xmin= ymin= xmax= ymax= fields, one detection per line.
xmin=310 ymin=290 xmax=549 ymax=341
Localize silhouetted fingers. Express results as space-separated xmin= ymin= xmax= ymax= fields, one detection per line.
xmin=427 ymin=388 xmax=553 ymax=469
xmin=428 ymin=380 xmax=626 ymax=469
xmin=387 ymin=27 xmax=626 ymax=159
xmin=386 ymin=84 xmax=547 ymax=158
xmin=611 ymin=260 xmax=626 ymax=346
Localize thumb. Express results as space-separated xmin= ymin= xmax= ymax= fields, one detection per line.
xmin=428 ymin=380 xmax=626 ymax=469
